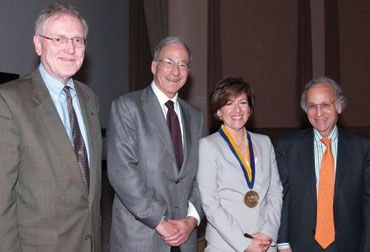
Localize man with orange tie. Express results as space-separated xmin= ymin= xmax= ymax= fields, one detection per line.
xmin=276 ymin=77 xmax=370 ymax=252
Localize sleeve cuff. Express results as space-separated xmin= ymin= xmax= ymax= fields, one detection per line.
xmin=277 ymin=242 xmax=291 ymax=250
xmin=186 ymin=201 xmax=200 ymax=226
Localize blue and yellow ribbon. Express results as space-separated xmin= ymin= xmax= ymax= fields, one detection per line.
xmin=219 ymin=124 xmax=255 ymax=189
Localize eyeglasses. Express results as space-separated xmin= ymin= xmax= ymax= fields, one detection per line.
xmin=307 ymin=100 xmax=337 ymax=112
xmin=157 ymin=58 xmax=189 ymax=71
xmin=38 ymin=34 xmax=87 ymax=48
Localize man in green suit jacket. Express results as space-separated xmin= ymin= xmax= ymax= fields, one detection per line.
xmin=0 ymin=2 xmax=102 ymax=251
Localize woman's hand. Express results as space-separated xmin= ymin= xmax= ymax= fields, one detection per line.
xmin=250 ymin=232 xmax=272 ymax=243
xmin=244 ymin=238 xmax=270 ymax=252
xmin=244 ymin=232 xmax=273 ymax=252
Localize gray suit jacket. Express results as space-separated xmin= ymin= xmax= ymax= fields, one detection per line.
xmin=0 ymin=70 xmax=102 ymax=252
xmin=107 ymin=86 xmax=204 ymax=252
xmin=197 ymin=131 xmax=282 ymax=252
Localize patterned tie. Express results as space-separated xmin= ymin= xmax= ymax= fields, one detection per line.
xmin=315 ymin=138 xmax=335 ymax=249
xmin=64 ymin=86 xmax=90 ymax=194
xmin=165 ymin=100 xmax=183 ymax=169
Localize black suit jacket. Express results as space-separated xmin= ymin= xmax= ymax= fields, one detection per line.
xmin=276 ymin=128 xmax=370 ymax=252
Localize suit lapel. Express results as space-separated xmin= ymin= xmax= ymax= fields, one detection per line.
xmin=178 ymin=99 xmax=191 ymax=177
xmin=75 ymin=82 xmax=99 ymax=203
xmin=334 ymin=129 xmax=350 ymax=200
xmin=141 ymin=87 xmax=178 ymax=169
xmin=301 ymin=130 xmax=317 ymax=203
xmin=249 ymin=133 xmax=262 ymax=181
xmin=32 ymin=71 xmax=88 ymax=199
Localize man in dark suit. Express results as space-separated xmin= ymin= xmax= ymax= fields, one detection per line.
xmin=107 ymin=37 xmax=204 ymax=252
xmin=0 ymin=3 xmax=102 ymax=252
xmin=276 ymin=77 xmax=370 ymax=252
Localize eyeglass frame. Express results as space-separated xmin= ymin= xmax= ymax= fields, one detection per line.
xmin=156 ymin=58 xmax=190 ymax=71
xmin=38 ymin=34 xmax=87 ymax=48
xmin=306 ymin=99 xmax=337 ymax=112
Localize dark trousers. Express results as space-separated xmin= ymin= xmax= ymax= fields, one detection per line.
xmin=312 ymin=240 xmax=337 ymax=252
xmin=171 ymin=246 xmax=181 ymax=252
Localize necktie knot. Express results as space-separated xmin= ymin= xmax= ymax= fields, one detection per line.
xmin=63 ymin=86 xmax=73 ymax=101
xmin=63 ymin=85 xmax=71 ymax=94
xmin=321 ymin=138 xmax=332 ymax=148
xmin=165 ymin=100 xmax=175 ymax=111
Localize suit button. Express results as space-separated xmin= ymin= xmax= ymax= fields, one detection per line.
xmin=175 ymin=180 xmax=180 ymax=184
xmin=312 ymin=229 xmax=315 ymax=235
xmin=85 ymin=234 xmax=92 ymax=240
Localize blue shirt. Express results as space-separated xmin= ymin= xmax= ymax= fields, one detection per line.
xmin=39 ymin=64 xmax=90 ymax=162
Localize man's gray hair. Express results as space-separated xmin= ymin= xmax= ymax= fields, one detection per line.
xmin=300 ymin=76 xmax=347 ymax=112
xmin=153 ymin=36 xmax=192 ymax=65
xmin=35 ymin=2 xmax=88 ymax=38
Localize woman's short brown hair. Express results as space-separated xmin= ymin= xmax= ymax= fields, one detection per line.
xmin=209 ymin=76 xmax=255 ymax=121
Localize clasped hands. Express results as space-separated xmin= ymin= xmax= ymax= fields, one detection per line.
xmin=155 ymin=216 xmax=197 ymax=247
xmin=244 ymin=232 xmax=273 ymax=252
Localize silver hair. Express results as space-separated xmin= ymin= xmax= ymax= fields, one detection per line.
xmin=300 ymin=76 xmax=347 ymax=112
xmin=34 ymin=2 xmax=88 ymax=38
xmin=153 ymin=36 xmax=192 ymax=66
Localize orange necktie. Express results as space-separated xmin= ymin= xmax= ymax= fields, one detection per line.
xmin=315 ymin=138 xmax=335 ymax=249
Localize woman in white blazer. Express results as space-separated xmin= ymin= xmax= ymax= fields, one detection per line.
xmin=197 ymin=77 xmax=282 ymax=252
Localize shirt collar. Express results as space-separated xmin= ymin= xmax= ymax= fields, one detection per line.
xmin=39 ymin=63 xmax=76 ymax=97
xmin=151 ymin=81 xmax=178 ymax=107
xmin=314 ymin=126 xmax=338 ymax=143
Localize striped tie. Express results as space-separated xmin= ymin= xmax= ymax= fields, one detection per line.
xmin=64 ymin=86 xmax=90 ymax=194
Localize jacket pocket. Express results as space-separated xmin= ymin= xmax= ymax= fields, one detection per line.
xmin=18 ymin=225 xmax=58 ymax=247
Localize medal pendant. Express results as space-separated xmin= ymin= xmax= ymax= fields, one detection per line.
xmin=244 ymin=190 xmax=259 ymax=208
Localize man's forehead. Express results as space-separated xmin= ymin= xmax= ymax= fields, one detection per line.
xmin=307 ymin=83 xmax=336 ymax=100
xmin=160 ymin=44 xmax=189 ymax=59
xmin=42 ymin=13 xmax=83 ymax=35
xmin=44 ymin=13 xmax=81 ymax=27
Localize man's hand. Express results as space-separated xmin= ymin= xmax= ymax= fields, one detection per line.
xmin=278 ymin=249 xmax=293 ymax=252
xmin=155 ymin=219 xmax=179 ymax=238
xmin=163 ymin=217 xmax=197 ymax=246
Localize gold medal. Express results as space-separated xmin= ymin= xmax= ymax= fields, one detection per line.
xmin=244 ymin=190 xmax=259 ymax=208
